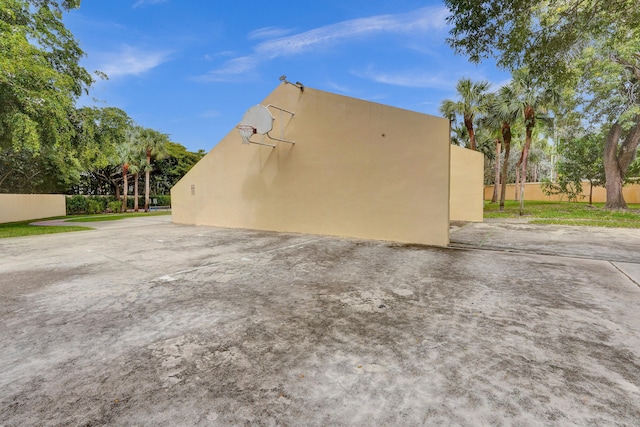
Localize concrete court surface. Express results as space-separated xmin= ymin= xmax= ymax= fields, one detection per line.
xmin=1 ymin=216 xmax=639 ymax=426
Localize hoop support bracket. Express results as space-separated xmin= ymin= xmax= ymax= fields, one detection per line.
xmin=249 ymin=140 xmax=275 ymax=148
xmin=266 ymin=104 xmax=295 ymax=144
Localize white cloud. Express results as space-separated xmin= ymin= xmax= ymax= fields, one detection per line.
xmin=194 ymin=56 xmax=258 ymax=82
xmin=196 ymin=6 xmax=448 ymax=82
xmin=247 ymin=26 xmax=295 ymax=41
xmin=255 ymin=6 xmax=448 ymax=59
xmin=199 ymin=110 xmax=220 ymax=118
xmin=355 ymin=66 xmax=455 ymax=89
xmin=203 ymin=51 xmax=235 ymax=61
xmin=97 ymin=45 xmax=172 ymax=78
xmin=324 ymin=81 xmax=354 ymax=94
xmin=133 ymin=0 xmax=169 ymax=8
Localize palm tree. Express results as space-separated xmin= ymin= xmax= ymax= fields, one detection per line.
xmin=450 ymin=123 xmax=469 ymax=147
xmin=129 ymin=158 xmax=143 ymax=212
xmin=116 ymin=139 xmax=132 ymax=212
xmin=507 ymin=68 xmax=559 ymax=215
xmin=483 ymin=85 xmax=521 ymax=210
xmin=478 ymin=112 xmax=503 ymax=203
xmin=122 ymin=126 xmax=142 ymax=211
xmin=138 ymin=128 xmax=169 ymax=212
xmin=440 ymin=78 xmax=491 ymax=151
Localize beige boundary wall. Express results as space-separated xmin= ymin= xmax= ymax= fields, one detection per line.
xmin=0 ymin=194 xmax=66 ymax=223
xmin=484 ymin=182 xmax=640 ymax=204
xmin=172 ymin=84 xmax=454 ymax=246
xmin=450 ymin=145 xmax=484 ymax=222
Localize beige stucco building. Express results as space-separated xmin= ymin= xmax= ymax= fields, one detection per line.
xmin=171 ymin=83 xmax=483 ymax=246
xmin=450 ymin=145 xmax=484 ymax=222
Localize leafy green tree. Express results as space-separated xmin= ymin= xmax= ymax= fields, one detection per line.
xmin=443 ymin=0 xmax=639 ymax=78
xmin=72 ymin=107 xmax=133 ymax=197
xmin=0 ymin=145 xmax=81 ymax=193
xmin=542 ymin=133 xmax=605 ymax=204
xmin=628 ymin=157 xmax=640 ymax=183
xmin=154 ymin=142 xmax=205 ymax=190
xmin=443 ymin=0 xmax=640 ymax=209
xmin=577 ymin=38 xmax=640 ymax=209
xmin=1 ymin=0 xmax=93 ymax=157
xmin=503 ymin=69 xmax=558 ymax=214
xmin=440 ymin=78 xmax=491 ymax=151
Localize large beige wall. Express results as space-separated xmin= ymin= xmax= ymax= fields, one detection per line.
xmin=484 ymin=182 xmax=640 ymax=204
xmin=450 ymin=145 xmax=484 ymax=222
xmin=0 ymin=194 xmax=66 ymax=223
xmin=172 ymin=84 xmax=451 ymax=246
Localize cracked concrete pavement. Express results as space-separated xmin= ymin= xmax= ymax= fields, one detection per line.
xmin=1 ymin=216 xmax=639 ymax=426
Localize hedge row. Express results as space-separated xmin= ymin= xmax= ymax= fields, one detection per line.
xmin=66 ymin=195 xmax=171 ymax=215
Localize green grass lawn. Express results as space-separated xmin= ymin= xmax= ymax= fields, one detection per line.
xmin=484 ymin=200 xmax=640 ymax=228
xmin=3 ymin=203 xmax=639 ymax=239
xmin=0 ymin=211 xmax=171 ymax=238
xmin=0 ymin=218 xmax=93 ymax=238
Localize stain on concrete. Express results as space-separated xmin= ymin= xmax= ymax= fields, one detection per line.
xmin=1 ymin=218 xmax=639 ymax=425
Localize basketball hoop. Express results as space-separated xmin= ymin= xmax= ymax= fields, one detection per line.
xmin=236 ymin=124 xmax=256 ymax=145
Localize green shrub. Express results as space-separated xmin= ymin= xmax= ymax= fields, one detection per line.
xmin=87 ymin=199 xmax=103 ymax=214
xmin=88 ymin=196 xmax=108 ymax=212
xmin=104 ymin=195 xmax=118 ymax=205
xmin=66 ymin=195 xmax=88 ymax=215
xmin=126 ymin=197 xmax=143 ymax=209
xmin=107 ymin=201 xmax=122 ymax=213
xmin=154 ymin=195 xmax=171 ymax=206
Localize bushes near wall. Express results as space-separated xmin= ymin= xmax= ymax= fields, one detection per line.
xmin=66 ymin=195 xmax=171 ymax=214
xmin=107 ymin=201 xmax=122 ymax=213
xmin=153 ymin=195 xmax=171 ymax=206
xmin=66 ymin=195 xmax=89 ymax=214
xmin=66 ymin=195 xmax=115 ymax=214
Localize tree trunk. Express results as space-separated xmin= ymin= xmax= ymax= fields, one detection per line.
xmin=464 ymin=114 xmax=476 ymax=151
xmin=604 ymin=118 xmax=640 ymax=209
xmin=121 ymin=165 xmax=128 ymax=213
xmin=144 ymin=151 xmax=151 ymax=212
xmin=604 ymin=122 xmax=625 ymax=209
xmin=113 ymin=181 xmax=121 ymax=202
xmin=515 ymin=157 xmax=521 ymax=202
xmin=519 ymin=133 xmax=532 ymax=215
xmin=519 ymin=108 xmax=535 ymax=215
xmin=134 ymin=173 xmax=139 ymax=212
xmin=589 ymin=182 xmax=593 ymax=206
xmin=499 ymin=122 xmax=512 ymax=211
xmin=145 ymin=169 xmax=150 ymax=212
xmin=491 ymin=139 xmax=501 ymax=203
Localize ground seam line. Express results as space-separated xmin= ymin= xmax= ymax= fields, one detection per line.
xmin=448 ymin=242 xmax=640 ymax=264
xmin=609 ymin=261 xmax=640 ymax=289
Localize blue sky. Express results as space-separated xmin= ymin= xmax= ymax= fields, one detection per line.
xmin=64 ymin=0 xmax=509 ymax=153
